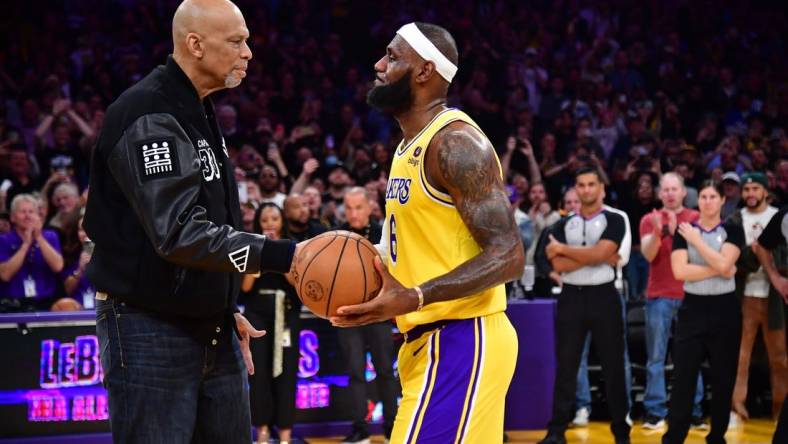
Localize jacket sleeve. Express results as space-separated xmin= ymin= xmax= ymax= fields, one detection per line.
xmin=104 ymin=112 xmax=293 ymax=274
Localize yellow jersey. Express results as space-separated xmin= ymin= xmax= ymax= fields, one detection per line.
xmin=383 ymin=108 xmax=506 ymax=333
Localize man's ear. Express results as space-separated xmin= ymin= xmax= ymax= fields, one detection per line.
xmin=185 ymin=32 xmax=204 ymax=59
xmin=414 ymin=61 xmax=438 ymax=84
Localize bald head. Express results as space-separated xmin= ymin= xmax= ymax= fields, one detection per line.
xmin=284 ymin=193 xmax=309 ymax=226
xmin=171 ymin=0 xmax=252 ymax=97
xmin=173 ymin=0 xmax=240 ymax=47
xmin=658 ymin=172 xmax=687 ymax=210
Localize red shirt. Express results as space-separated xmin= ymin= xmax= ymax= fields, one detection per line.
xmin=639 ymin=208 xmax=699 ymax=299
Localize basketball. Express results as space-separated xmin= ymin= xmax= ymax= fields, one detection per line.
xmin=292 ymin=230 xmax=382 ymax=319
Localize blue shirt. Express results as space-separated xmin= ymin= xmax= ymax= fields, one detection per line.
xmin=0 ymin=230 xmax=62 ymax=299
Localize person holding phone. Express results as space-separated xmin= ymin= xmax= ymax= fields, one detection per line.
xmin=62 ymin=215 xmax=96 ymax=308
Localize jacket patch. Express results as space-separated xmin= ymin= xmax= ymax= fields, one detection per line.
xmin=136 ymin=138 xmax=179 ymax=182
xmin=229 ymin=245 xmax=250 ymax=272
xmin=199 ymin=146 xmax=221 ymax=182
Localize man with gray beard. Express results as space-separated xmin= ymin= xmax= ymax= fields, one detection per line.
xmin=84 ymin=1 xmax=301 ymax=442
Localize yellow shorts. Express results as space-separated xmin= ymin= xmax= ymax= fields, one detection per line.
xmin=391 ymin=312 xmax=518 ymax=444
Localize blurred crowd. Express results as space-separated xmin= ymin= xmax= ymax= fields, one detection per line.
xmin=0 ymin=0 xmax=787 ymax=308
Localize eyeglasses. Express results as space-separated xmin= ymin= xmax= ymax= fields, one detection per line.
xmin=260 ymin=173 xmax=277 ymax=178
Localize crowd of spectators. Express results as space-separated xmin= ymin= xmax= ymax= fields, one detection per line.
xmin=1 ymin=0 xmax=788 ymax=436
xmin=0 ymin=0 xmax=787 ymax=308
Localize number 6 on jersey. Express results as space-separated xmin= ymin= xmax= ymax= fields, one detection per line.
xmin=389 ymin=214 xmax=397 ymax=264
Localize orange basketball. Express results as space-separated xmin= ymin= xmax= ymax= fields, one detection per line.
xmin=292 ymin=230 xmax=382 ymax=319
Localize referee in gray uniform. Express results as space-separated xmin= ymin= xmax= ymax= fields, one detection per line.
xmin=538 ymin=166 xmax=630 ymax=444
xmin=665 ymin=180 xmax=743 ymax=444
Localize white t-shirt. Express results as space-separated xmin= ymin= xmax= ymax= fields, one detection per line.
xmin=742 ymin=205 xmax=778 ymax=297
xmin=260 ymin=192 xmax=286 ymax=209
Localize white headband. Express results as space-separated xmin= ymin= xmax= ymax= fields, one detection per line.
xmin=396 ymin=23 xmax=457 ymax=83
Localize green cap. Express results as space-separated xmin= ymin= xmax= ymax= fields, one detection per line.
xmin=741 ymin=172 xmax=768 ymax=188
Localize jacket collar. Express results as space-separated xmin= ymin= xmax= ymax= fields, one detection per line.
xmin=164 ymin=55 xmax=204 ymax=110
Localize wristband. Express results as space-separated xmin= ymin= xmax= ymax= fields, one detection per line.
xmin=260 ymin=239 xmax=296 ymax=274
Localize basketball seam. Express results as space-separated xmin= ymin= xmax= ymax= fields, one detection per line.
xmin=298 ymin=232 xmax=339 ymax=304
xmin=357 ymin=240 xmax=368 ymax=303
xmin=324 ymin=236 xmax=350 ymax=317
xmin=358 ymin=239 xmax=378 ymax=256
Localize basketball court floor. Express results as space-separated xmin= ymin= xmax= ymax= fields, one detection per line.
xmin=302 ymin=419 xmax=777 ymax=443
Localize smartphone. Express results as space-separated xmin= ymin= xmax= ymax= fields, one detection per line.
xmin=325 ymin=134 xmax=335 ymax=149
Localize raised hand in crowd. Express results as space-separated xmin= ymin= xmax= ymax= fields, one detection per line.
xmin=52 ymin=98 xmax=72 ymax=116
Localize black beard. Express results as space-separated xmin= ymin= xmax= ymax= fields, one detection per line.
xmin=287 ymin=218 xmax=307 ymax=232
xmin=366 ymin=70 xmax=414 ymax=115
xmin=746 ymin=197 xmax=764 ymax=209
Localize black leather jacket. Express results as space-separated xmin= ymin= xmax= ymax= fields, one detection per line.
xmin=84 ymin=56 xmax=293 ymax=334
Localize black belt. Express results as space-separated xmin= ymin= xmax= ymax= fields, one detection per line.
xmin=562 ymin=281 xmax=615 ymax=291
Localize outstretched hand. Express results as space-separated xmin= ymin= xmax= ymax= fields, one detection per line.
xmin=330 ymin=256 xmax=419 ymax=327
xmin=234 ymin=313 xmax=265 ymax=375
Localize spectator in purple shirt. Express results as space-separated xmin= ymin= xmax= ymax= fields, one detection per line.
xmin=0 ymin=194 xmax=64 ymax=311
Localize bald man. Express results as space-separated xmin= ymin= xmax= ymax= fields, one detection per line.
xmin=283 ymin=193 xmax=326 ymax=242
xmin=84 ymin=1 xmax=299 ymax=442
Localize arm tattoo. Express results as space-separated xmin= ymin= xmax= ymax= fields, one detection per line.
xmin=420 ymin=126 xmax=525 ymax=305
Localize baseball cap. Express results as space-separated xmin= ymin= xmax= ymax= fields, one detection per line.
xmin=721 ymin=171 xmax=740 ymax=184
xmin=740 ymin=172 xmax=768 ymax=188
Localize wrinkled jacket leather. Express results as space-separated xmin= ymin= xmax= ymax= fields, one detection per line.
xmin=84 ymin=56 xmax=288 ymax=323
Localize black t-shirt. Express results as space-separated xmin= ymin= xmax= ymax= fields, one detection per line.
xmin=239 ymin=272 xmax=300 ymax=325
xmin=757 ymin=207 xmax=788 ymax=251
xmin=338 ymin=221 xmax=382 ymax=244
xmin=289 ymin=220 xmax=327 ymax=242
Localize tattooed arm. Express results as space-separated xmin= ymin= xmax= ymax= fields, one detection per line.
xmin=418 ymin=123 xmax=525 ymax=303
xmin=330 ymin=121 xmax=524 ymax=326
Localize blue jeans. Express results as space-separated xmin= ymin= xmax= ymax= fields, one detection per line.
xmin=96 ymin=298 xmax=251 ymax=443
xmin=643 ymin=297 xmax=703 ymax=419
xmin=625 ymin=250 xmax=649 ymax=300
xmin=576 ymin=295 xmax=632 ymax=413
